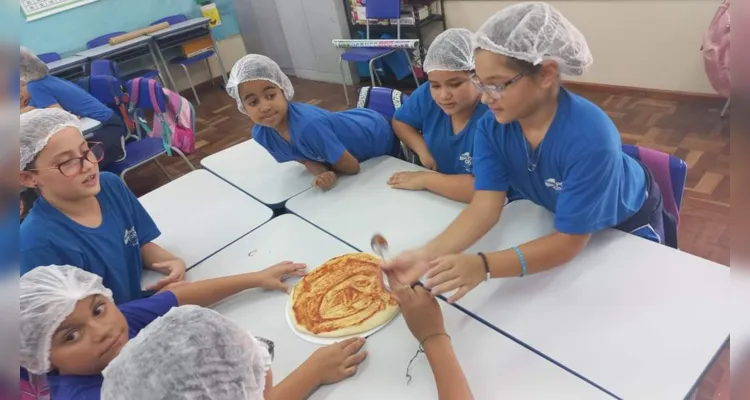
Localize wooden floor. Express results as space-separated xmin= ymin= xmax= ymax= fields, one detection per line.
xmin=127 ymin=78 xmax=731 ymax=400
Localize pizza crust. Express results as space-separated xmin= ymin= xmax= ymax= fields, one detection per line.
xmin=289 ymin=253 xmax=400 ymax=338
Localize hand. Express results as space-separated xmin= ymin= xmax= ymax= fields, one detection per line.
xmin=393 ymin=284 xmax=445 ymax=342
xmin=312 ymin=171 xmax=337 ymax=191
xmin=256 ymin=261 xmax=308 ymax=293
xmin=305 ymin=337 xmax=368 ymax=384
xmin=387 ymin=171 xmax=429 ymax=191
xmin=380 ymin=247 xmax=433 ymax=288
xmin=145 ymin=258 xmax=187 ymax=291
xmin=417 ymin=152 xmax=437 ymax=171
xmin=424 ymin=254 xmax=485 ymax=303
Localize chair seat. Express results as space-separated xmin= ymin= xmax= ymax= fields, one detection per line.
xmin=341 ymin=47 xmax=395 ymax=62
xmin=122 ymin=69 xmax=160 ymax=81
xmin=104 ymin=137 xmax=166 ymax=175
xmin=170 ymin=50 xmax=215 ymax=66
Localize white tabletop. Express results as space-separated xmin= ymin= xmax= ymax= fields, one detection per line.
xmin=148 ymin=17 xmax=210 ymax=39
xmin=138 ymin=170 xmax=273 ymax=286
xmin=80 ymin=117 xmax=101 ymax=136
xmin=46 ymin=55 xmax=87 ymax=73
xmin=184 ymin=214 xmax=611 ymax=399
xmin=76 ymin=35 xmax=153 ymax=59
xmin=201 ymin=139 xmax=312 ymax=207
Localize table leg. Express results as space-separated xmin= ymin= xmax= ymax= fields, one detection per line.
xmin=152 ymin=43 xmax=178 ymax=91
xmin=209 ymin=33 xmax=228 ymax=86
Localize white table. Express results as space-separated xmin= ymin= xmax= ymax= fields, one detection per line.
xmin=46 ymin=55 xmax=87 ymax=75
xmin=80 ymin=117 xmax=101 ymax=138
xmin=201 ymin=139 xmax=313 ymax=208
xmin=184 ymin=214 xmax=612 ymax=399
xmin=285 ymin=156 xmax=554 ymax=255
xmin=76 ymin=35 xmax=154 ymax=59
xmin=138 ymin=170 xmax=273 ymax=286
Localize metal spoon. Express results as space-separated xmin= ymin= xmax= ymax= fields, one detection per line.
xmin=370 ymin=233 xmax=390 ymax=291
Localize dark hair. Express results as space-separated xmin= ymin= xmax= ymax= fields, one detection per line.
xmin=505 ymin=57 xmax=543 ymax=75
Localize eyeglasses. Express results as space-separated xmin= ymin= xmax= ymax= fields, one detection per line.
xmin=471 ymin=72 xmax=525 ymax=100
xmin=27 ymin=142 xmax=105 ymax=177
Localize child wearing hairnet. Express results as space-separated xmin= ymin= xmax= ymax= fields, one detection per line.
xmin=388 ymin=29 xmax=489 ymax=203
xmin=18 ymin=262 xmax=367 ymax=400
xmin=383 ymin=2 xmax=666 ymax=303
xmin=20 ymin=47 xmax=127 ymax=166
xmin=19 ymin=108 xmax=187 ymax=304
xmin=227 ymin=54 xmax=399 ymax=191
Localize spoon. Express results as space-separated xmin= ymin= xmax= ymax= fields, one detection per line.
xmin=370 ymin=233 xmax=390 ymax=291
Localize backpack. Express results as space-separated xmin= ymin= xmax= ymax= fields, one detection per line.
xmin=77 ymin=74 xmax=135 ymax=133
xmin=128 ymin=77 xmax=196 ymax=155
xmin=702 ymin=0 xmax=730 ymax=98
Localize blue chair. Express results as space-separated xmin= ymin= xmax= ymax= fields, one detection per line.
xmin=338 ymin=0 xmax=420 ymax=106
xmin=356 ymin=86 xmax=413 ymax=161
xmin=37 ymin=52 xmax=61 ymax=63
xmin=104 ymin=78 xmax=195 ymax=182
xmin=622 ymin=144 xmax=687 ymax=248
xmin=86 ymin=32 xmax=162 ymax=84
xmin=151 ymin=14 xmax=216 ymax=105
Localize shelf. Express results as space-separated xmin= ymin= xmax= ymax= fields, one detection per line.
xmin=349 ymin=14 xmax=444 ymax=33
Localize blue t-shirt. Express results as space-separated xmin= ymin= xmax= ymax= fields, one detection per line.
xmin=27 ymin=75 xmax=114 ymax=122
xmin=46 ymin=291 xmax=178 ymax=400
xmin=394 ymin=82 xmax=489 ymax=174
xmin=473 ymin=88 xmax=646 ymax=235
xmin=253 ymin=102 xmax=395 ymax=165
xmin=20 ymin=172 xmax=161 ymax=304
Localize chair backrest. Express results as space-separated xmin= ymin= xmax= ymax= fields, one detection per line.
xmin=76 ymin=75 xmax=124 ymax=108
xmin=151 ymin=14 xmax=187 ymax=26
xmin=86 ymin=31 xmax=127 ymax=49
xmin=356 ymin=86 xmax=407 ymax=120
xmin=88 ymin=59 xmax=121 ymax=78
xmin=37 ymin=52 xmax=61 ymax=63
xmin=622 ymin=144 xmax=686 ymax=225
xmin=365 ymin=0 xmax=401 ymax=20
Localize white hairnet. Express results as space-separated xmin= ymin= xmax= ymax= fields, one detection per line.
xmin=101 ymin=306 xmax=272 ymax=400
xmin=472 ymin=2 xmax=593 ymax=76
xmin=20 ymin=265 xmax=113 ymax=374
xmin=424 ymin=28 xmax=475 ymax=73
xmin=226 ymin=54 xmax=294 ymax=114
xmin=20 ymin=108 xmax=82 ymax=170
xmin=20 ymin=47 xmax=49 ymax=83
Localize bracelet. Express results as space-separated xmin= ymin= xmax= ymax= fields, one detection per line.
xmin=512 ymin=246 xmax=527 ymax=277
xmin=477 ymin=252 xmax=491 ymax=282
xmin=418 ymin=332 xmax=450 ymax=351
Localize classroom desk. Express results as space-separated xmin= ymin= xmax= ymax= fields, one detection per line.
xmin=201 ymin=139 xmax=312 ymax=208
xmin=46 ymin=55 xmax=88 ymax=77
xmin=138 ymin=169 xmax=273 ymax=287
xmin=184 ymin=214 xmax=612 ymax=399
xmin=80 ymin=117 xmax=101 ymax=138
xmin=75 ymin=35 xmax=165 ymax=82
xmin=286 ymin=156 xmax=730 ymax=399
xmin=147 ymin=17 xmax=228 ymax=91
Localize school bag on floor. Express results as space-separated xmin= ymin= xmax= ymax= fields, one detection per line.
xmin=702 ymin=0 xmax=730 ymax=98
xmin=128 ymin=77 xmax=196 ymax=155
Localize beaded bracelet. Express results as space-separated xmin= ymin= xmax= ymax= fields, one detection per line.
xmin=512 ymin=246 xmax=527 ymax=277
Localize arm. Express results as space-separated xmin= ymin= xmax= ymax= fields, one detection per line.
xmin=422 ymin=173 xmax=475 ymax=204
xmin=298 ymin=160 xmax=330 ymax=175
xmin=392 ymin=119 xmax=430 ymax=159
xmin=168 ymin=271 xmax=264 ymax=307
xmin=331 ymin=151 xmax=360 ymax=175
xmin=266 ymin=363 xmax=321 ymax=400
xmin=140 ymin=242 xmax=181 ymax=270
xmin=485 ymin=231 xmax=590 ymax=278
xmin=423 ymin=336 xmax=474 ymax=400
xmin=424 ymin=190 xmax=505 ymax=257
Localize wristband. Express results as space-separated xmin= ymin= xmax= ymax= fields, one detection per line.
xmin=512 ymin=246 xmax=527 ymax=277
xmin=419 ymin=332 xmax=450 ymax=351
xmin=477 ymin=252 xmax=490 ymax=282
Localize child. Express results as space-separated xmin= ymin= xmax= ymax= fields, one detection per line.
xmin=20 ymin=109 xmax=185 ymax=303
xmin=226 ymin=54 xmax=399 ymax=190
xmin=388 ymin=29 xmax=488 ymax=203
xmin=17 ymin=263 xmax=368 ymax=400
xmin=20 ymin=47 xmax=126 ymax=165
xmin=383 ymin=3 xmax=665 ymax=303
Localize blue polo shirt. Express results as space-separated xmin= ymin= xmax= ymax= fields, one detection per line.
xmin=45 ymin=291 xmax=178 ymax=400
xmin=27 ymin=75 xmax=114 ymax=122
xmin=253 ymin=102 xmax=395 ymax=164
xmin=20 ymin=172 xmax=160 ymax=304
xmin=394 ymin=82 xmax=488 ymax=174
xmin=473 ymin=87 xmax=646 ymax=234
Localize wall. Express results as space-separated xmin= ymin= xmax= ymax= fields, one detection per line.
xmin=233 ymin=0 xmax=295 ymax=73
xmin=445 ymin=0 xmax=719 ymax=94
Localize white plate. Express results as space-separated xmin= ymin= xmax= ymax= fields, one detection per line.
xmin=285 ymin=289 xmax=400 ymax=345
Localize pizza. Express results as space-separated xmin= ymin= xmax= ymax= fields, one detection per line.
xmin=290 ymin=253 xmax=400 ymax=337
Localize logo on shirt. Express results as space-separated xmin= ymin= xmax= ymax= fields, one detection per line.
xmin=459 ymin=152 xmax=472 ymax=172
xmin=544 ymin=178 xmax=563 ymax=192
xmin=123 ymin=227 xmax=139 ymax=246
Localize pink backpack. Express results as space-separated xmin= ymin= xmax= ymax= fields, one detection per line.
xmin=129 ymin=78 xmax=196 ymax=155
xmin=702 ymin=0 xmax=730 ymax=98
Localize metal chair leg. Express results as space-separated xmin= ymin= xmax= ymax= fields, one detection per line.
xmin=154 ymin=158 xmax=172 ymax=181
xmin=206 ymin=59 xmax=215 ymax=87
xmin=171 ymin=147 xmax=196 ymax=171
xmin=403 ymin=49 xmax=420 ymax=87
xmin=339 ymin=57 xmax=350 ymax=107
xmin=181 ymin=64 xmax=200 ymax=105
xmin=368 ymin=58 xmax=377 ymax=88
xmin=720 ymin=99 xmax=730 ymax=118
